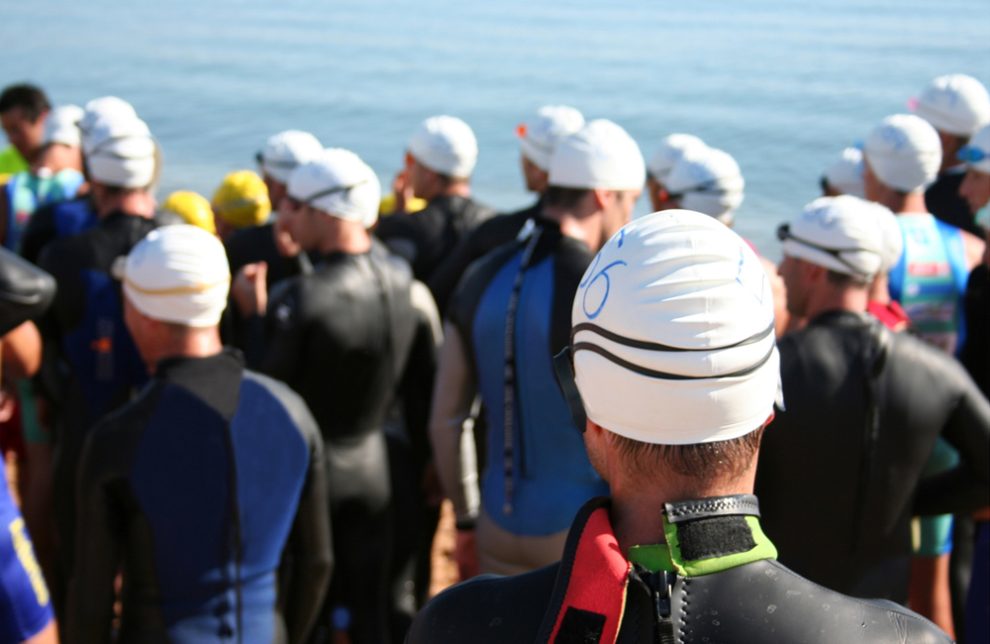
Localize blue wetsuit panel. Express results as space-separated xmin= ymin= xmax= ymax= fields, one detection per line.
xmin=473 ymin=252 xmax=607 ymax=537
xmin=52 ymin=198 xmax=97 ymax=240
xmin=61 ymin=269 xmax=147 ymax=428
xmin=230 ymin=375 xmax=309 ymax=614
xmin=0 ymin=463 xmax=53 ymax=641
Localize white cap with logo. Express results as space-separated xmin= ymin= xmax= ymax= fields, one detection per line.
xmin=548 ymin=119 xmax=645 ymax=191
xmin=288 ymin=148 xmax=382 ymax=228
xmin=122 ymin=225 xmax=231 ymax=327
xmin=864 ymin=114 xmax=942 ymax=193
xmin=571 ymin=210 xmax=780 ymax=444
xmin=913 ymin=74 xmax=990 ymax=138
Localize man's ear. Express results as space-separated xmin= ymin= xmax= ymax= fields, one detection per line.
xmin=591 ymin=188 xmax=612 ymax=210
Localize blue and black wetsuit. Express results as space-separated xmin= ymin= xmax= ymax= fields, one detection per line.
xmin=925 ymin=169 xmax=986 ymax=238
xmin=259 ymin=240 xmax=436 ymax=644
xmin=0 ymin=247 xmax=56 ymax=643
xmin=447 ymin=220 xmax=608 ymax=540
xmin=36 ymin=210 xmax=156 ymax=610
xmin=66 ymin=350 xmax=332 ymax=643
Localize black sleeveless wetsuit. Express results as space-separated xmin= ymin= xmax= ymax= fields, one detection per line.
xmin=259 ymin=240 xmax=435 ymax=643
xmin=756 ymin=310 xmax=990 ymax=601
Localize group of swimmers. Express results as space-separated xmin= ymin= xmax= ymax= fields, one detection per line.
xmin=0 ymin=73 xmax=986 ymax=643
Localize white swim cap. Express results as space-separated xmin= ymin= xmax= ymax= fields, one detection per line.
xmin=43 ymin=105 xmax=84 ymax=148
xmin=408 ymin=115 xmax=478 ymax=178
xmin=664 ymin=147 xmax=745 ymax=224
xmin=259 ymin=130 xmax=323 ymax=185
xmin=85 ymin=116 xmax=157 ymax=189
xmin=549 ymin=119 xmax=645 ymax=191
xmin=571 ymin=210 xmax=779 ymax=445
xmin=863 ymin=114 xmax=941 ymax=193
xmin=958 ymin=124 xmax=990 ymax=175
xmin=779 ymin=195 xmax=887 ymax=279
xmin=913 ymin=74 xmax=990 ymax=137
xmin=287 ymin=148 xmax=381 ymax=227
xmin=517 ymin=105 xmax=585 ymax=171
xmin=823 ymin=147 xmax=865 ymax=198
xmin=79 ymin=96 xmax=137 ymax=136
xmin=122 ymin=225 xmax=230 ymax=327
xmin=646 ymin=133 xmax=707 ymax=183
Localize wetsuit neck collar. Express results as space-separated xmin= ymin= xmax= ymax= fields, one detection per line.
xmin=636 ymin=494 xmax=777 ymax=576
xmin=155 ymin=348 xmax=244 ymax=420
xmin=538 ymin=495 xmax=777 ymax=643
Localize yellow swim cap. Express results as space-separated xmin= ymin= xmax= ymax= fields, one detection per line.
xmin=161 ymin=191 xmax=216 ymax=234
xmin=212 ymin=170 xmax=272 ymax=229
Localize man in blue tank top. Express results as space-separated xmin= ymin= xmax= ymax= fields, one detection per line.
xmin=431 ymin=120 xmax=644 ymax=577
xmin=863 ymin=112 xmax=986 ymax=635
xmin=66 ymin=225 xmax=332 ymax=643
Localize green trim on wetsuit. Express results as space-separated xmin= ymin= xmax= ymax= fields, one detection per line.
xmin=629 ymin=515 xmax=777 ymax=576
xmin=0 ymin=146 xmax=27 ymax=177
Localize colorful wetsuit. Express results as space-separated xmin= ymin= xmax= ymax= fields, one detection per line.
xmin=757 ymin=310 xmax=990 ymax=601
xmin=409 ymin=495 xmax=951 ymax=643
xmin=888 ymin=213 xmax=969 ymax=355
xmin=0 ymin=246 xmax=56 ymax=643
xmin=0 ymin=146 xmax=27 ymax=178
xmin=443 ymin=220 xmax=608 ymax=559
xmin=375 ymin=194 xmax=494 ymax=285
xmin=3 ymin=169 xmax=84 ymax=252
xmin=66 ymin=350 xmax=332 ymax=643
xmin=258 ymin=240 xmax=436 ymax=644
xmin=37 ymin=210 xmax=156 ymax=611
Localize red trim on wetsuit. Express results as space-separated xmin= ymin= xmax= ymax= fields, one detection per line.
xmin=547 ymin=507 xmax=630 ymax=643
xmin=867 ymin=300 xmax=910 ymax=332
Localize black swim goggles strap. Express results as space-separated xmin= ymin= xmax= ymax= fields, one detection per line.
xmin=299 ymin=180 xmax=370 ymax=206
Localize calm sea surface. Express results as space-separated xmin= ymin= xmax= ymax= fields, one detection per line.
xmin=2 ymin=0 xmax=988 ymax=254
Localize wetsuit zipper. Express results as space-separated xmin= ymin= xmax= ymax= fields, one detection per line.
xmin=644 ymin=569 xmax=676 ymax=644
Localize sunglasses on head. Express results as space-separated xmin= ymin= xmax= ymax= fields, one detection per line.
xmin=957 ymin=145 xmax=988 ymax=164
xmin=553 ymin=346 xmax=588 ymax=433
xmin=776 ymin=223 xmax=869 ymax=276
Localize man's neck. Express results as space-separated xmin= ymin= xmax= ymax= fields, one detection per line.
xmin=803 ymin=284 xmax=870 ymax=320
xmin=882 ymin=190 xmax=928 ymax=215
xmin=438 ymin=181 xmax=471 ymax=199
xmin=543 ymin=204 xmax=601 ymax=250
xmin=148 ymin=332 xmax=223 ymax=374
xmin=316 ymin=224 xmax=372 ymax=256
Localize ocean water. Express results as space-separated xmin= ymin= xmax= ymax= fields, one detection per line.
xmin=2 ymin=0 xmax=988 ymax=254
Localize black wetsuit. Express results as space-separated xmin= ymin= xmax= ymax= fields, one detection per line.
xmin=36 ymin=210 xmax=156 ymax=612
xmin=0 ymin=247 xmax=55 ymax=335
xmin=926 ymin=169 xmax=986 ymax=238
xmin=258 ymin=240 xmax=435 ymax=644
xmin=756 ymin=310 xmax=990 ymax=602
xmin=375 ymin=194 xmax=494 ymax=286
xmin=67 ymin=350 xmax=332 ymax=643
xmin=428 ymin=199 xmax=542 ymax=313
xmin=222 ymin=223 xmax=312 ymax=357
xmin=408 ymin=495 xmax=950 ymax=643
